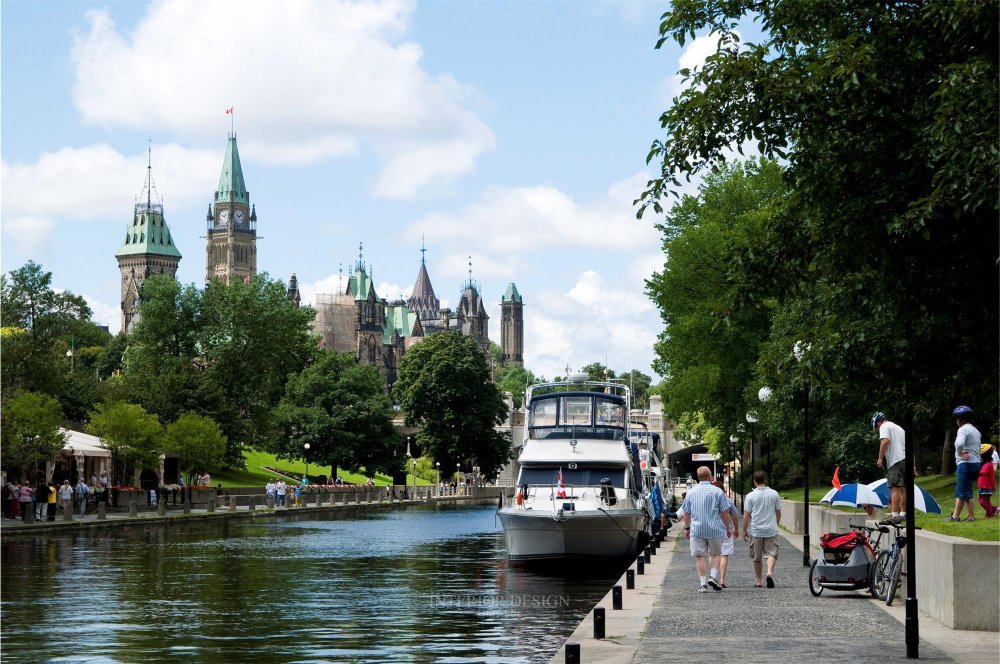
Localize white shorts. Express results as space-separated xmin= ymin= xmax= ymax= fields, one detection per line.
xmin=691 ymin=537 xmax=722 ymax=557
xmin=720 ymin=535 xmax=735 ymax=556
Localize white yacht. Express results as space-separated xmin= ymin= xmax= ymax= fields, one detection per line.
xmin=498 ymin=375 xmax=658 ymax=562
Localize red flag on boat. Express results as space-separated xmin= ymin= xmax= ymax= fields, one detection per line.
xmin=556 ymin=468 xmax=567 ymax=499
xmin=832 ymin=466 xmax=842 ymax=490
xmin=243 ymin=274 xmax=250 ymax=285
xmin=226 ymin=107 xmax=233 ymax=114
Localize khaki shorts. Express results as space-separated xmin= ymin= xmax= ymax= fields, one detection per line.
xmin=691 ymin=537 xmax=722 ymax=557
xmin=748 ymin=535 xmax=778 ymax=561
xmin=886 ymin=460 xmax=905 ymax=488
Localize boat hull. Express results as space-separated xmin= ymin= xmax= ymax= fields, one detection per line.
xmin=498 ymin=508 xmax=648 ymax=561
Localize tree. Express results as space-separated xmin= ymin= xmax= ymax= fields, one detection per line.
xmin=0 ymin=392 xmax=66 ymax=480
xmin=493 ymin=364 xmax=539 ymax=409
xmin=273 ymin=350 xmax=398 ymax=479
xmin=162 ymin=413 xmax=227 ymax=484
xmin=395 ymin=331 xmax=512 ymax=480
xmin=618 ymin=369 xmax=653 ymax=411
xmin=87 ymin=402 xmax=163 ymax=485
xmin=641 ymin=1 xmax=998 ymax=469
xmin=1 ymin=261 xmax=93 ymax=394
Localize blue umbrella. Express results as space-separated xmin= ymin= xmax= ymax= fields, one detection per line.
xmin=866 ymin=479 xmax=942 ymax=514
xmin=820 ymin=483 xmax=884 ymax=508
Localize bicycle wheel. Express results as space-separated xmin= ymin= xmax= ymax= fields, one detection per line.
xmin=885 ymin=551 xmax=903 ymax=606
xmin=808 ymin=558 xmax=824 ymax=596
xmin=871 ymin=551 xmax=891 ymax=600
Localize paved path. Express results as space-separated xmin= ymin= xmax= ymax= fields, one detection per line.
xmin=636 ymin=532 xmax=952 ymax=662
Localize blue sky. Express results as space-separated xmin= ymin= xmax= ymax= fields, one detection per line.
xmin=2 ymin=0 xmax=725 ymax=380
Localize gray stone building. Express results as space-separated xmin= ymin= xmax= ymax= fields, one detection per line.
xmin=205 ymin=133 xmax=257 ymax=285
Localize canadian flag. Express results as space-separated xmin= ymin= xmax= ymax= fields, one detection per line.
xmin=556 ymin=468 xmax=567 ymax=499
xmin=243 ymin=274 xmax=250 ymax=285
xmin=225 ymin=107 xmax=233 ymax=115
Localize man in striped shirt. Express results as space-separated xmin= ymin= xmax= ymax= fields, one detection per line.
xmin=682 ymin=466 xmax=735 ymax=592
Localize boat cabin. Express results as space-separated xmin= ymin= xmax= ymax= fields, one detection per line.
xmin=527 ymin=391 xmax=627 ymax=441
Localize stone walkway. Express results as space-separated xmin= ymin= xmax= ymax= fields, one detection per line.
xmin=635 ymin=532 xmax=952 ymax=662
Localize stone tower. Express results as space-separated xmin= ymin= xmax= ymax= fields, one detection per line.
xmin=407 ymin=241 xmax=440 ymax=323
xmin=500 ymin=283 xmax=524 ymax=367
xmin=455 ymin=259 xmax=489 ymax=353
xmin=115 ymin=148 xmax=182 ymax=333
xmin=205 ymin=133 xmax=257 ymax=284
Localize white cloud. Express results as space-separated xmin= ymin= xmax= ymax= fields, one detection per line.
xmin=668 ymin=31 xmax=741 ymax=99
xmin=82 ymin=293 xmax=121 ymax=334
xmin=70 ymin=0 xmax=494 ymax=198
xmin=1 ymin=143 xmax=218 ymax=255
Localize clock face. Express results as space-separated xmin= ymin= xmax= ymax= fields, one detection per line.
xmin=234 ymin=209 xmax=245 ymax=225
xmin=218 ymin=209 xmax=229 ymax=225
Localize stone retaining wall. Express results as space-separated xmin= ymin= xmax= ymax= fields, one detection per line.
xmin=780 ymin=500 xmax=999 ymax=631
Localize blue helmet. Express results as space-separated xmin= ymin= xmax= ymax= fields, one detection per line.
xmin=952 ymin=405 xmax=973 ymax=418
xmin=870 ymin=411 xmax=885 ymax=429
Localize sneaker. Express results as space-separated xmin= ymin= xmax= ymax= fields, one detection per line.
xmin=877 ymin=518 xmax=896 ymax=525
xmin=707 ymin=577 xmax=722 ymax=591
xmin=945 ymin=516 xmax=960 ymax=522
xmin=891 ymin=516 xmax=904 ymax=524
xmin=766 ymin=576 xmax=775 ymax=588
xmin=698 ymin=585 xmax=709 ymax=593
xmin=965 ymin=516 xmax=976 ymax=522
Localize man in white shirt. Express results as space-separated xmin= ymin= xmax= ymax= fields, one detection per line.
xmin=872 ymin=411 xmax=907 ymax=524
xmin=742 ymin=471 xmax=782 ymax=588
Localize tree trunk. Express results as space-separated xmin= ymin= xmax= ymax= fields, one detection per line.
xmin=939 ymin=428 xmax=953 ymax=476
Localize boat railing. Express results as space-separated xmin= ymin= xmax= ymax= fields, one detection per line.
xmin=512 ymin=484 xmax=645 ymax=511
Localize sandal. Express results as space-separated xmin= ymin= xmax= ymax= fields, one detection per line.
xmin=965 ymin=516 xmax=976 ymax=522
xmin=945 ymin=516 xmax=960 ymax=522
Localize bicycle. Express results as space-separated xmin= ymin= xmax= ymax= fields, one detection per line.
xmin=871 ymin=522 xmax=921 ymax=606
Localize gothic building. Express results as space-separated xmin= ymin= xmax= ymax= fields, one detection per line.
xmin=500 ymin=283 xmax=524 ymax=367
xmin=205 ymin=134 xmax=257 ymax=284
xmin=115 ymin=151 xmax=181 ymax=333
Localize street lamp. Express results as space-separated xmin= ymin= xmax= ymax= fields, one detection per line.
xmin=473 ymin=465 xmax=480 ymax=495
xmin=745 ymin=410 xmax=758 ymax=479
xmin=303 ymin=443 xmax=310 ymax=481
xmin=435 ymin=462 xmax=440 ymax=496
xmin=794 ymin=341 xmax=811 ymax=567
xmin=406 ymin=436 xmax=415 ymax=500
xmin=729 ymin=434 xmax=740 ymax=509
xmin=758 ymin=386 xmax=772 ymax=477
xmin=456 ymin=463 xmax=461 ymax=494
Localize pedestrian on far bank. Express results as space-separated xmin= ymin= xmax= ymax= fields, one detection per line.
xmin=871 ymin=411 xmax=907 ymax=525
xmin=18 ymin=484 xmax=34 ymax=521
xmin=742 ymin=471 xmax=782 ymax=588
xmin=711 ymin=480 xmax=739 ymax=588
xmin=293 ymin=483 xmax=303 ymax=507
xmin=275 ymin=480 xmax=287 ymax=507
xmin=35 ymin=479 xmax=48 ymax=520
xmin=46 ymin=482 xmax=58 ymax=521
xmin=75 ymin=478 xmax=89 ymax=516
xmin=681 ymin=466 xmax=735 ymax=593
xmin=977 ymin=444 xmax=997 ymax=518
xmin=265 ymin=480 xmax=276 ymax=508
xmin=58 ymin=480 xmax=73 ymax=516
xmin=947 ymin=405 xmax=981 ymax=522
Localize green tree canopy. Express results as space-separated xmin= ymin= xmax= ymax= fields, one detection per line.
xmin=0 ymin=391 xmax=66 ymax=480
xmin=162 ymin=413 xmax=228 ymax=484
xmin=395 ymin=331 xmax=512 ymax=480
xmin=274 ymin=350 xmax=398 ymax=479
xmin=494 ymin=364 xmax=540 ymax=409
xmin=87 ymin=402 xmax=163 ymax=485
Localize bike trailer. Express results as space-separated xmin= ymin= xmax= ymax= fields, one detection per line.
xmin=814 ymin=532 xmax=875 ymax=589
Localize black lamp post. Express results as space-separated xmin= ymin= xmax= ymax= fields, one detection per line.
xmin=758 ymin=387 xmax=772 ymax=477
xmin=745 ymin=411 xmax=758 ymax=478
xmin=794 ymin=341 xmax=811 ymax=567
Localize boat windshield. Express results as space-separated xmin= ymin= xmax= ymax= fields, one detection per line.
xmin=518 ymin=466 xmax=627 ymax=488
xmin=528 ymin=393 xmax=625 ymax=440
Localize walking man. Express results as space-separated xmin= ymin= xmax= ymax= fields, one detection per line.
xmin=742 ymin=471 xmax=782 ymax=588
xmin=872 ymin=411 xmax=907 ymax=524
xmin=75 ymin=477 xmax=89 ymax=516
xmin=265 ymin=480 xmax=276 ymax=508
xmin=276 ymin=479 xmax=287 ymax=508
xmin=681 ymin=466 xmax=735 ymax=593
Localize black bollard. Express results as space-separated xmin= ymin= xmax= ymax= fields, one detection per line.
xmin=637 ymin=557 xmax=645 ymax=575
xmin=626 ymin=569 xmax=635 ymax=590
xmin=643 ymin=547 xmax=651 ymax=563
xmin=565 ymin=643 xmax=580 ymax=664
xmin=97 ymin=503 xmax=106 ymax=520
xmin=593 ymin=606 xmax=605 ymax=638
xmin=612 ymin=585 xmax=623 ymax=610
xmin=157 ymin=500 xmax=166 ymax=516
xmin=649 ymin=542 xmax=656 ymax=556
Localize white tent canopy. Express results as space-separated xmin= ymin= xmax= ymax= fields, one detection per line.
xmin=61 ymin=428 xmax=112 ymax=457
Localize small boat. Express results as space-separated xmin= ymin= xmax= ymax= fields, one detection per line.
xmin=498 ymin=374 xmax=661 ymax=562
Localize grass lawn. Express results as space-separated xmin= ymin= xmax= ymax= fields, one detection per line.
xmin=778 ymin=475 xmax=999 ymax=542
xmin=212 ymin=450 xmax=433 ymax=489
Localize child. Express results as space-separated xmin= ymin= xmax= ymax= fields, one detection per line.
xmin=978 ymin=444 xmax=997 ymax=518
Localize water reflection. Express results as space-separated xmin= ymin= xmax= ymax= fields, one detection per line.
xmin=2 ymin=504 xmax=621 ymax=663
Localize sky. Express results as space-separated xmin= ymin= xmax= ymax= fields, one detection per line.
xmin=1 ymin=0 xmax=729 ymax=381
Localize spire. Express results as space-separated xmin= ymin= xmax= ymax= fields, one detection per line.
xmin=502 ymin=283 xmax=522 ymax=303
xmin=206 ymin=204 xmax=214 ymax=222
xmin=408 ymin=243 xmax=440 ymax=321
xmin=421 ymin=234 xmax=426 ymax=264
xmin=287 ymin=273 xmax=301 ymax=308
xmin=118 ymin=148 xmax=181 ymax=261
xmin=215 ymin=134 xmax=249 ymax=204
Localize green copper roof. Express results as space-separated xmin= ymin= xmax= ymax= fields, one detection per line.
xmin=347 ymin=268 xmax=374 ymax=301
xmin=383 ymin=304 xmax=421 ymax=344
xmin=502 ymin=282 xmax=522 ymax=303
xmin=116 ymin=205 xmax=182 ymax=259
xmin=216 ymin=134 xmax=248 ymax=204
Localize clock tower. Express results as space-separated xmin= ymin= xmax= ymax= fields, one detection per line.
xmin=206 ymin=133 xmax=257 ymax=284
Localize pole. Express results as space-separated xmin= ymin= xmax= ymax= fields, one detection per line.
xmin=803 ymin=380 xmax=811 ymax=567
xmin=750 ymin=420 xmax=756 ymax=477
xmin=904 ymin=405 xmax=919 ymax=658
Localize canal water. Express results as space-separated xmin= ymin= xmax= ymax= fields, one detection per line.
xmin=1 ymin=504 xmax=622 ymax=662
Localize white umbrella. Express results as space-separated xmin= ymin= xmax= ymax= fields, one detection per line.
xmin=866 ymin=478 xmax=942 ymax=514
xmin=820 ymin=483 xmax=885 ymax=508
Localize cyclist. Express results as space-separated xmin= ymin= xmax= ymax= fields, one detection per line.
xmin=871 ymin=411 xmax=906 ymax=525
xmin=946 ymin=405 xmax=981 ymax=522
